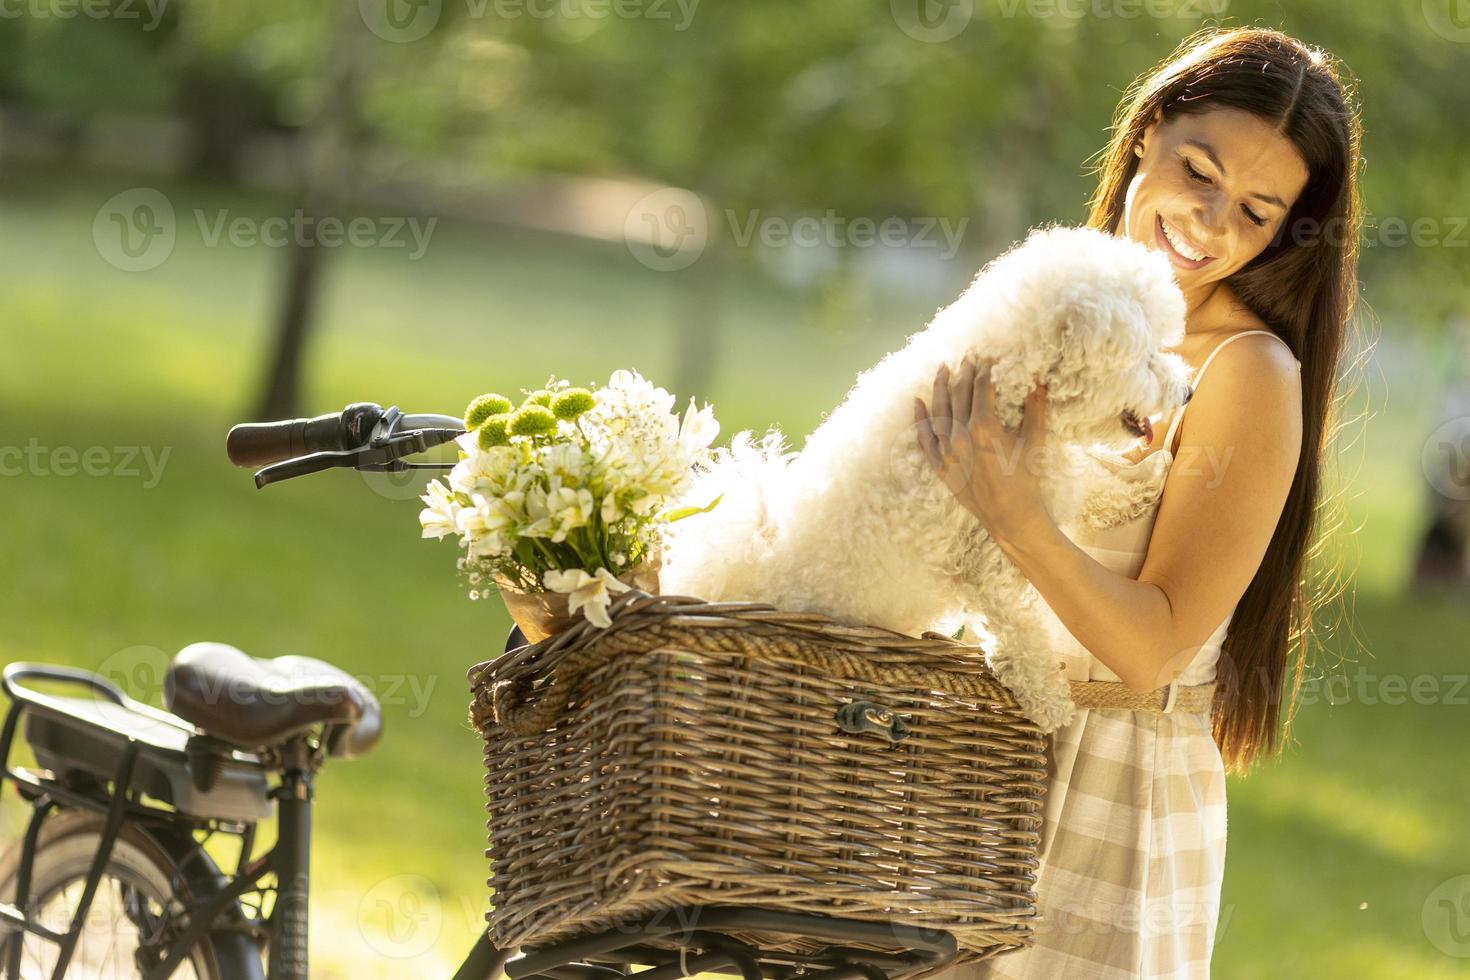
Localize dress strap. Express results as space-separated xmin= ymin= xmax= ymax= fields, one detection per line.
xmin=1161 ymin=329 xmax=1297 ymax=455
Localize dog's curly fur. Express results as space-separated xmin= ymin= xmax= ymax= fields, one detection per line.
xmin=657 ymin=224 xmax=1195 ymax=733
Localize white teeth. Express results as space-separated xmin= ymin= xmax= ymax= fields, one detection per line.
xmin=1162 ymin=218 xmax=1208 ymax=261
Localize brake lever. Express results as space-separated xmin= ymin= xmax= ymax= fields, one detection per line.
xmin=252 ymin=419 xmax=466 ymax=488
xmin=253 ymin=451 xmax=359 ymax=488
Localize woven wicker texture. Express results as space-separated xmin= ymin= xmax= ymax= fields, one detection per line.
xmin=468 ymin=590 xmax=1051 ymax=971
xmin=1070 ymin=677 xmax=1217 ymax=713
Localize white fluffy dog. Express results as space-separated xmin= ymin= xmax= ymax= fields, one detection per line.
xmin=657 ymin=224 xmax=1195 ymax=733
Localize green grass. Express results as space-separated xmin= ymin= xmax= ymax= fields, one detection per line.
xmin=0 ymin=167 xmax=1465 ymax=977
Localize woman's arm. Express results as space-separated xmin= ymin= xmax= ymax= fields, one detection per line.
xmin=993 ymin=337 xmax=1303 ymax=693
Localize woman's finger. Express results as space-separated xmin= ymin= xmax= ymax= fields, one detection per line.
xmin=1020 ymin=381 xmax=1047 ymax=446
xmin=951 ymin=356 xmax=976 ymax=430
xmin=931 ymin=363 xmax=954 ymax=455
xmin=973 ymin=360 xmax=997 ymax=429
xmin=913 ymin=397 xmax=939 ymax=468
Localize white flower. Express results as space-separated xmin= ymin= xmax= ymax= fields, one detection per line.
xmin=523 ymin=483 xmax=594 ymax=543
xmin=418 ymin=480 xmax=457 ymax=539
xmin=542 ymin=566 xmax=633 ymax=628
xmin=679 ymin=398 xmax=720 ymax=455
xmin=605 ymin=369 xmax=676 ymax=418
xmin=540 ymin=442 xmax=589 ymax=487
xmin=450 ymin=442 xmax=524 ymax=498
xmin=602 ymin=493 xmax=623 ymax=524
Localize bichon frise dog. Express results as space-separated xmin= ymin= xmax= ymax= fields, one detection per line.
xmin=657 ymin=224 xmax=1195 ymax=733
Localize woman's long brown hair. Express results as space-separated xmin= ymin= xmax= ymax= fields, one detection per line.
xmin=1084 ymin=27 xmax=1365 ymax=775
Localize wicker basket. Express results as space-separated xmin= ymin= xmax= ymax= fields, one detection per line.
xmin=466 ymin=589 xmax=1048 ymax=972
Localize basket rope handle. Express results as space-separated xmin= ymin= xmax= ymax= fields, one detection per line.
xmin=481 ymin=593 xmax=1021 ymax=737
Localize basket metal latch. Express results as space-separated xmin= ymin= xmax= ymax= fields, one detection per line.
xmin=835 ymin=700 xmax=911 ymax=743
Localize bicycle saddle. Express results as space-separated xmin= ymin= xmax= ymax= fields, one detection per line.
xmin=164 ymin=642 xmax=382 ymax=758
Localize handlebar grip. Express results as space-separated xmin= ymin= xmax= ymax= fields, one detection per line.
xmin=226 ymin=402 xmax=385 ymax=468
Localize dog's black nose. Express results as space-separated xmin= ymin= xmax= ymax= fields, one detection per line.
xmin=1183 ymin=384 xmax=1194 ymax=404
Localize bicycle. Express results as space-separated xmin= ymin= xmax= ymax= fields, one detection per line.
xmin=0 ymin=403 xmax=962 ymax=979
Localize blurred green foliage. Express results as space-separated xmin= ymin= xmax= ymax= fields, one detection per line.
xmin=1 ymin=0 xmax=1465 ymax=325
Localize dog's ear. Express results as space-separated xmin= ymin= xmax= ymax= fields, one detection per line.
xmin=1050 ymin=303 xmax=1129 ymax=390
xmin=1151 ymin=349 xmax=1196 ymax=413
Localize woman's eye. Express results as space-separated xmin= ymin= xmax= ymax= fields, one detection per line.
xmin=1182 ymin=156 xmax=1268 ymax=227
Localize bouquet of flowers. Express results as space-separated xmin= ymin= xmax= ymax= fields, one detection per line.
xmin=419 ymin=368 xmax=722 ymax=636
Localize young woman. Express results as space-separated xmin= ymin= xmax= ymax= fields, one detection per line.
xmin=915 ymin=26 xmax=1362 ymax=978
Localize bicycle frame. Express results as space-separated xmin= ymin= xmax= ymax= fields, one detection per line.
xmin=0 ymin=654 xmax=519 ymax=980
xmin=0 ymin=667 xmax=320 ymax=980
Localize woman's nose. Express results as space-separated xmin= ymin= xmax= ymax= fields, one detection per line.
xmin=1191 ymin=199 xmax=1225 ymax=243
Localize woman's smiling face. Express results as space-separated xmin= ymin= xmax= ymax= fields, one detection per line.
xmin=1123 ymin=106 xmax=1310 ymax=292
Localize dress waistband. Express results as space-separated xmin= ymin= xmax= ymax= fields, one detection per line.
xmin=1068 ymin=678 xmax=1216 ymax=714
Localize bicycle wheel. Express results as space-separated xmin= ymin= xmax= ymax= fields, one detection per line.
xmin=0 ymin=809 xmax=240 ymax=979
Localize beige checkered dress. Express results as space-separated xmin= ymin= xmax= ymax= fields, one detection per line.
xmin=933 ymin=331 xmax=1298 ymax=979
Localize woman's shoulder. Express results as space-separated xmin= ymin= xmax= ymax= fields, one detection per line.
xmin=1205 ymin=286 xmax=1293 ymax=343
xmin=1189 ymin=291 xmax=1298 ymax=371
xmin=1203 ymin=327 xmax=1299 ymax=372
xmin=1172 ymin=291 xmax=1300 ymax=442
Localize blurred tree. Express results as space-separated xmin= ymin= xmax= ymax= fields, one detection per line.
xmin=0 ymin=1 xmax=1464 ymax=404
xmin=253 ymin=0 xmax=362 ymax=420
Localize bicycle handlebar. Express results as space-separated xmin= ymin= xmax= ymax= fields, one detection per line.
xmin=227 ymin=403 xmax=467 ymax=488
xmin=226 ymin=402 xmax=387 ymax=468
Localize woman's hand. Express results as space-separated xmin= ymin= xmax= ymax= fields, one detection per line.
xmin=913 ymin=354 xmax=1050 ymax=541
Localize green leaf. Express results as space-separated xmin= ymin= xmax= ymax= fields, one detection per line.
xmin=658 ymin=493 xmax=723 ymax=523
xmin=951 ymin=624 xmax=965 ymax=641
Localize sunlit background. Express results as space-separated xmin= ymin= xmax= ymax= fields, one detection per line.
xmin=1 ymin=1 xmax=1468 ymax=976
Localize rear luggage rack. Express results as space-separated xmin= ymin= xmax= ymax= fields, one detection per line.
xmin=2 ymin=663 xmax=271 ymax=824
